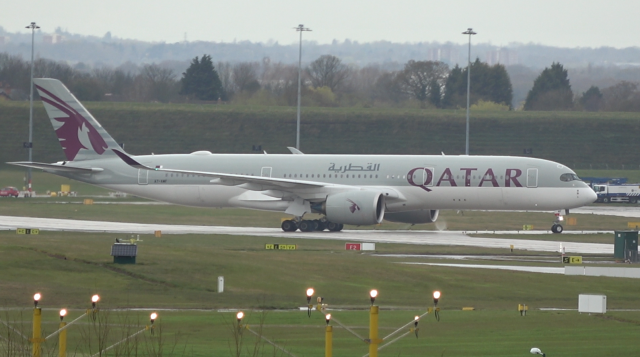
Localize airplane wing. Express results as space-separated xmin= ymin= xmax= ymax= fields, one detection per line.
xmin=113 ymin=149 xmax=325 ymax=190
xmin=8 ymin=161 xmax=104 ymax=173
xmin=112 ymin=149 xmax=405 ymax=201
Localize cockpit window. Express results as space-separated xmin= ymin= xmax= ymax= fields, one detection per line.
xmin=560 ymin=173 xmax=581 ymax=182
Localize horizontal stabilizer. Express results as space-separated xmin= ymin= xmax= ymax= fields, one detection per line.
xmin=112 ymin=149 xmax=149 ymax=169
xmin=7 ymin=161 xmax=103 ymax=173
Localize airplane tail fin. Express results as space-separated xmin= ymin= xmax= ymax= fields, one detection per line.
xmin=33 ymin=78 xmax=121 ymax=162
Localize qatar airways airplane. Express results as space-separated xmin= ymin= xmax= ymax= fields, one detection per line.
xmin=10 ymin=79 xmax=596 ymax=233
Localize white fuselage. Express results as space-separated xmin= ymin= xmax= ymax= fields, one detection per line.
xmin=61 ymin=153 xmax=596 ymax=214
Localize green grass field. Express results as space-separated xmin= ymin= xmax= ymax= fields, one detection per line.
xmin=1 ymin=164 xmax=640 ymax=355
xmin=1 ymin=228 xmax=640 ymax=357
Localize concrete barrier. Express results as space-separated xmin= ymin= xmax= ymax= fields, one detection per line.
xmin=565 ymin=266 xmax=640 ymax=278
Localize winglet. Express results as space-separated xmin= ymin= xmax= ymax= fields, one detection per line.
xmin=112 ymin=149 xmax=150 ymax=169
xmin=287 ymin=147 xmax=304 ymax=155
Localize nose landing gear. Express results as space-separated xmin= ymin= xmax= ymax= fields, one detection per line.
xmin=551 ymin=210 xmax=566 ymax=234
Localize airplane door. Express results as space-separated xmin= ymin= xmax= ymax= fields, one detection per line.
xmin=423 ymin=167 xmax=435 ymax=187
xmin=261 ymin=167 xmax=272 ymax=178
xmin=527 ymin=168 xmax=538 ymax=188
xmin=138 ymin=169 xmax=148 ymax=185
xmin=410 ymin=167 xmax=434 ymax=187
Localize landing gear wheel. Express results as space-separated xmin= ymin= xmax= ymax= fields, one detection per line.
xmin=326 ymin=222 xmax=344 ymax=232
xmin=299 ymin=220 xmax=315 ymax=232
xmin=551 ymin=224 xmax=564 ymax=234
xmin=281 ymin=220 xmax=298 ymax=232
xmin=314 ymin=220 xmax=326 ymax=231
xmin=603 ymin=197 xmax=610 ymax=203
xmin=631 ymin=198 xmax=638 ymax=204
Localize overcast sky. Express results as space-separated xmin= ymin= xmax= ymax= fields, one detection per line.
xmin=3 ymin=0 xmax=639 ymax=48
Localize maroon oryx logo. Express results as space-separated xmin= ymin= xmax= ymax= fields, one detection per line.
xmin=36 ymin=84 xmax=108 ymax=161
xmin=407 ymin=168 xmax=433 ymax=192
xmin=347 ymin=199 xmax=360 ymax=213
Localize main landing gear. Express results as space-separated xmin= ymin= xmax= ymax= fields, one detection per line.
xmin=281 ymin=218 xmax=343 ymax=232
xmin=551 ymin=210 xmax=566 ymax=234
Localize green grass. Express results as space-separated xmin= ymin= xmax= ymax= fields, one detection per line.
xmin=4 ymin=309 xmax=638 ymax=357
xmin=1 ymin=230 xmax=640 ymax=356
xmin=2 ymin=164 xmax=640 ymax=355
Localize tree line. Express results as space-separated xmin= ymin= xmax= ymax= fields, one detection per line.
xmin=1 ymin=51 xmax=639 ymax=112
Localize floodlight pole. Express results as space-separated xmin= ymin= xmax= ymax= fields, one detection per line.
xmin=462 ymin=28 xmax=476 ymax=156
xmin=294 ymin=24 xmax=311 ymax=150
xmin=26 ymin=22 xmax=39 ymax=196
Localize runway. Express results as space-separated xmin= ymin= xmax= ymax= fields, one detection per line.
xmin=0 ymin=215 xmax=613 ymax=255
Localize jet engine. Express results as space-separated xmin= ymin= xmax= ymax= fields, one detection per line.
xmin=315 ymin=191 xmax=385 ymax=226
xmin=384 ymin=209 xmax=439 ymax=224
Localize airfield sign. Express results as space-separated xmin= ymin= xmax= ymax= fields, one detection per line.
xmin=16 ymin=228 xmax=39 ymax=235
xmin=563 ymin=256 xmax=583 ymax=264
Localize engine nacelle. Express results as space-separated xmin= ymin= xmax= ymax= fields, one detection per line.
xmin=320 ymin=191 xmax=385 ymax=226
xmin=384 ymin=209 xmax=439 ymax=224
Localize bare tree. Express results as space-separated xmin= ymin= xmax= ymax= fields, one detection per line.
xmin=36 ymin=58 xmax=75 ymax=84
xmin=260 ymin=62 xmax=299 ymax=105
xmin=0 ymin=53 xmax=29 ymax=98
xmin=306 ymin=55 xmax=350 ymax=92
xmin=374 ymin=71 xmax=403 ymax=104
xmin=142 ymin=64 xmax=177 ymax=102
xmin=601 ymin=81 xmax=640 ymax=112
xmin=217 ymin=61 xmax=234 ymax=97
xmin=395 ymin=60 xmax=449 ymax=103
xmin=232 ymin=62 xmax=261 ymax=93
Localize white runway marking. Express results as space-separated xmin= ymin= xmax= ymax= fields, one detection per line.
xmin=572 ymin=206 xmax=640 ymax=218
xmin=401 ymin=262 xmax=565 ymax=274
xmin=0 ymin=215 xmax=614 ymax=255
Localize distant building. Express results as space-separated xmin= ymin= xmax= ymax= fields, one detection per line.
xmin=486 ymin=48 xmax=518 ymax=66
xmin=43 ymin=34 xmax=64 ymax=44
xmin=427 ymin=47 xmax=458 ymax=64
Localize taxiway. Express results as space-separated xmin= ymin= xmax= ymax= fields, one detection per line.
xmin=0 ymin=215 xmax=613 ymax=255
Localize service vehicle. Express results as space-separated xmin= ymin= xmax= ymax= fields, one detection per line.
xmin=0 ymin=186 xmax=19 ymax=197
xmin=592 ymin=184 xmax=640 ymax=203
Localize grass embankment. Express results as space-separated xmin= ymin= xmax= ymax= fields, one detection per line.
xmin=2 ymin=101 xmax=640 ymax=167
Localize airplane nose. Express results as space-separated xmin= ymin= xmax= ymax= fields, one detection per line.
xmin=584 ymin=188 xmax=597 ymax=204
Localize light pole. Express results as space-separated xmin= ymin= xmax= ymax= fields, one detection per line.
xmin=325 ymin=314 xmax=332 ymax=357
xmin=59 ymin=309 xmax=67 ymax=357
xmin=306 ymin=287 xmax=314 ymax=317
xmin=32 ymin=293 xmax=42 ymax=357
xmin=25 ymin=22 xmax=40 ymax=196
xmin=368 ymin=289 xmax=379 ymax=357
xmin=294 ymin=24 xmax=311 ymax=150
xmin=462 ymin=28 xmax=476 ymax=156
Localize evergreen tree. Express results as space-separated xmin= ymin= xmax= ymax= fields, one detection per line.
xmin=488 ymin=63 xmax=513 ymax=108
xmin=579 ymin=86 xmax=603 ymax=112
xmin=442 ymin=60 xmax=513 ymax=109
xmin=524 ymin=62 xmax=573 ymax=111
xmin=179 ymin=54 xmax=224 ymax=101
xmin=442 ymin=65 xmax=464 ymax=108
